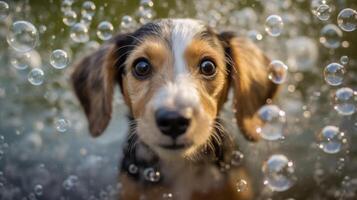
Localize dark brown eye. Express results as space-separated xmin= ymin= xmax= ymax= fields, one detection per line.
xmin=199 ymin=60 xmax=216 ymax=77
xmin=132 ymin=59 xmax=151 ymax=79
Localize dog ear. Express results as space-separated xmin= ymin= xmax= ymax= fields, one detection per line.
xmin=71 ymin=34 xmax=132 ymax=137
xmin=219 ymin=32 xmax=279 ymax=141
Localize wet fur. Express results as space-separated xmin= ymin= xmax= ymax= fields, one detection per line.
xmin=71 ymin=19 xmax=278 ymax=200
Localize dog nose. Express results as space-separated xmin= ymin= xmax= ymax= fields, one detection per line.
xmin=155 ymin=108 xmax=191 ymax=139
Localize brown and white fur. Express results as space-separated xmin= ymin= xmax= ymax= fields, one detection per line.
xmin=71 ymin=19 xmax=278 ymax=200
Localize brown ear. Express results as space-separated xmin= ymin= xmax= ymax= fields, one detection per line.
xmin=71 ymin=45 xmax=118 ymax=137
xmin=220 ymin=33 xmax=279 ymax=141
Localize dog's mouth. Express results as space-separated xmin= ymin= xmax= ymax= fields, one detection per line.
xmin=159 ymin=142 xmax=191 ymax=150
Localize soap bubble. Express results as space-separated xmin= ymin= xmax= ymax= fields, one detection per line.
xmin=97 ymin=21 xmax=113 ymax=41
xmin=70 ymin=23 xmax=89 ymax=43
xmin=162 ymin=193 xmax=173 ymax=199
xmin=128 ymin=164 xmax=138 ymax=174
xmin=315 ymin=4 xmax=331 ymax=21
xmin=10 ymin=52 xmax=31 ymax=70
xmin=143 ymin=168 xmax=160 ymax=182
xmin=50 ymin=49 xmax=69 ymax=69
xmin=34 ymin=184 xmax=43 ymax=196
xmin=28 ymin=68 xmax=44 ymax=86
xmin=324 ymin=63 xmax=345 ymax=86
xmin=80 ymin=14 xmax=93 ymax=26
xmin=0 ymin=1 xmax=9 ymax=20
xmin=7 ymin=21 xmax=39 ymax=52
xmin=340 ymin=55 xmax=349 ymax=65
xmin=63 ymin=175 xmax=78 ymax=190
xmin=55 ymin=118 xmax=70 ymax=132
xmin=268 ymin=60 xmax=288 ymax=84
xmin=257 ymin=105 xmax=286 ymax=141
xmin=262 ymin=154 xmax=296 ymax=192
xmin=138 ymin=7 xmax=154 ymax=24
xmin=320 ymin=24 xmax=342 ymax=49
xmin=236 ymin=179 xmax=247 ymax=192
xmin=63 ymin=10 xmax=77 ymax=26
xmin=81 ymin=1 xmax=96 ymax=17
xmin=231 ymin=150 xmax=244 ymax=166
xmin=333 ymin=87 xmax=356 ymax=116
xmin=337 ymin=8 xmax=357 ymax=32
xmin=317 ymin=126 xmax=343 ymax=154
xmin=265 ymin=15 xmax=284 ymax=37
xmin=61 ymin=0 xmax=73 ymax=13
xmin=140 ymin=0 xmax=154 ymax=9
xmin=121 ymin=15 xmax=134 ymax=29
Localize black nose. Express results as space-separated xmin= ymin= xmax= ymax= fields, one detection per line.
xmin=155 ymin=108 xmax=191 ymax=139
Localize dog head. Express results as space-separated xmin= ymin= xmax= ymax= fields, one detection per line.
xmin=71 ymin=19 xmax=278 ymax=160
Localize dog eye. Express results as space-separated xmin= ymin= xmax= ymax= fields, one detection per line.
xmin=132 ymin=59 xmax=152 ymax=79
xmin=199 ymin=60 xmax=216 ymax=77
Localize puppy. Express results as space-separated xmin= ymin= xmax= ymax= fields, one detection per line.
xmin=71 ymin=19 xmax=278 ymax=200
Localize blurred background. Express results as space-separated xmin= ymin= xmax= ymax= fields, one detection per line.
xmin=0 ymin=0 xmax=356 ymax=199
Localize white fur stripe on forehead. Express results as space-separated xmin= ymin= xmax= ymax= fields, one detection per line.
xmin=171 ymin=19 xmax=204 ymax=75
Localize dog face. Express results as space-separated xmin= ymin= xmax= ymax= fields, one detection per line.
xmin=71 ymin=19 xmax=278 ymax=160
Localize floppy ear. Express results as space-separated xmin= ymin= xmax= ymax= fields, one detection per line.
xmin=71 ymin=33 xmax=134 ymax=136
xmin=220 ymin=32 xmax=279 ymax=141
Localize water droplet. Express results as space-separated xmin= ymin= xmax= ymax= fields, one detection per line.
xmin=81 ymin=1 xmax=96 ymax=17
xmin=50 ymin=49 xmax=69 ymax=69
xmin=10 ymin=51 xmax=31 ymax=70
xmin=55 ymin=118 xmax=70 ymax=132
xmin=315 ymin=4 xmax=331 ymax=21
xmin=236 ymin=179 xmax=247 ymax=192
xmin=265 ymin=15 xmax=284 ymax=37
xmin=337 ymin=8 xmax=357 ymax=32
xmin=121 ymin=15 xmax=134 ymax=29
xmin=7 ymin=21 xmax=39 ymax=52
xmin=324 ymin=63 xmax=345 ymax=86
xmin=143 ymin=168 xmax=160 ymax=182
xmin=34 ymin=184 xmax=43 ymax=196
xmin=334 ymin=87 xmax=356 ymax=116
xmin=257 ymin=105 xmax=286 ymax=141
xmin=97 ymin=21 xmax=113 ymax=41
xmin=63 ymin=10 xmax=77 ymax=26
xmin=128 ymin=164 xmax=138 ymax=174
xmin=262 ymin=154 xmax=296 ymax=192
xmin=268 ymin=60 xmax=288 ymax=84
xmin=231 ymin=150 xmax=244 ymax=166
xmin=0 ymin=1 xmax=9 ymax=20
xmin=28 ymin=68 xmax=44 ymax=86
xmin=340 ymin=55 xmax=349 ymax=65
xmin=320 ymin=24 xmax=343 ymax=49
xmin=317 ymin=125 xmax=343 ymax=154
xmin=70 ymin=23 xmax=89 ymax=43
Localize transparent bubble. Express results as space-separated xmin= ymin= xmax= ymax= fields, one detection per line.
xmin=7 ymin=21 xmax=39 ymax=52
xmin=121 ymin=15 xmax=134 ymax=29
xmin=337 ymin=8 xmax=357 ymax=32
xmin=80 ymin=14 xmax=93 ymax=26
xmin=61 ymin=0 xmax=73 ymax=13
xmin=143 ymin=168 xmax=160 ymax=182
xmin=320 ymin=24 xmax=343 ymax=49
xmin=262 ymin=154 xmax=296 ymax=192
xmin=55 ymin=118 xmax=70 ymax=132
xmin=324 ymin=63 xmax=345 ymax=86
xmin=34 ymin=184 xmax=43 ymax=196
xmin=162 ymin=193 xmax=173 ymax=199
xmin=0 ymin=1 xmax=9 ymax=20
xmin=315 ymin=4 xmax=331 ymax=21
xmin=63 ymin=10 xmax=77 ymax=26
xmin=247 ymin=30 xmax=263 ymax=41
xmin=50 ymin=49 xmax=69 ymax=69
xmin=265 ymin=15 xmax=284 ymax=37
xmin=333 ymin=87 xmax=356 ymax=116
xmin=236 ymin=179 xmax=247 ymax=192
xmin=140 ymin=0 xmax=154 ymax=9
xmin=138 ymin=7 xmax=154 ymax=24
xmin=97 ymin=21 xmax=114 ymax=41
xmin=231 ymin=150 xmax=244 ymax=166
xmin=317 ymin=126 xmax=343 ymax=154
xmin=128 ymin=164 xmax=138 ymax=174
xmin=257 ymin=105 xmax=286 ymax=141
xmin=70 ymin=23 xmax=89 ymax=43
xmin=81 ymin=1 xmax=96 ymax=17
xmin=28 ymin=68 xmax=44 ymax=86
xmin=10 ymin=52 xmax=31 ymax=70
xmin=340 ymin=55 xmax=349 ymax=65
xmin=268 ymin=60 xmax=288 ymax=84
xmin=63 ymin=175 xmax=78 ymax=190
xmin=39 ymin=25 xmax=47 ymax=34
